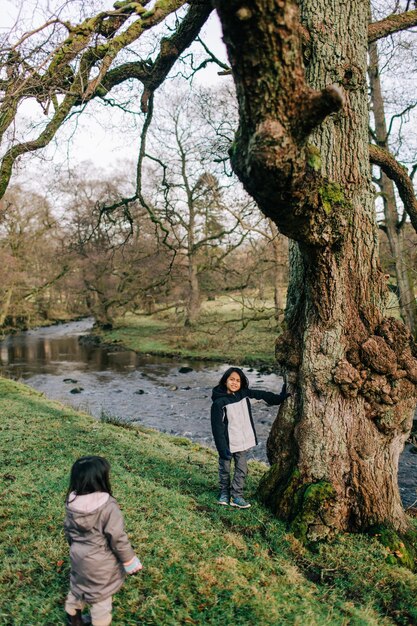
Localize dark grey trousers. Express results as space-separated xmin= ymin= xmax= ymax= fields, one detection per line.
xmin=218 ymin=451 xmax=248 ymax=498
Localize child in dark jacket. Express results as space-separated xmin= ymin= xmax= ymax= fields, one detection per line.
xmin=211 ymin=367 xmax=289 ymax=508
xmin=64 ymin=456 xmax=142 ymax=626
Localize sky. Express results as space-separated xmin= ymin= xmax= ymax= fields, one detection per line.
xmin=1 ymin=1 xmax=228 ymax=191
xmin=1 ymin=0 xmax=416 ymax=204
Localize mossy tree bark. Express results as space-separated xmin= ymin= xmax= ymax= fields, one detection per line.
xmin=214 ymin=0 xmax=417 ymax=538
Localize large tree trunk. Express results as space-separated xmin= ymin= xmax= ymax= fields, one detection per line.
xmin=369 ymin=42 xmax=417 ymax=338
xmin=215 ymin=0 xmax=417 ymax=538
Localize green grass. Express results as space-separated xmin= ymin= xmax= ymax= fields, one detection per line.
xmin=100 ymin=295 xmax=279 ymax=366
xmin=2 ymin=377 xmax=417 ymax=625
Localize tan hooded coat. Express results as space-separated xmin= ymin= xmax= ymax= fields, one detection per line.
xmin=64 ymin=492 xmax=135 ymax=603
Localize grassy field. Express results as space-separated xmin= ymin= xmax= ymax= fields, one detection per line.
xmin=2 ymin=377 xmax=417 ymax=625
xmin=100 ymin=296 xmax=279 ymax=366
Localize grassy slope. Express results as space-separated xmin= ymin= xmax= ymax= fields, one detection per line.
xmin=100 ymin=298 xmax=278 ymax=366
xmin=1 ymin=377 xmax=417 ymax=625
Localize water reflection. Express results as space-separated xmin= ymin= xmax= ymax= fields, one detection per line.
xmin=0 ymin=319 xmax=282 ymax=464
xmin=0 ymin=334 xmax=106 ymax=376
xmin=0 ymin=319 xmax=206 ymax=379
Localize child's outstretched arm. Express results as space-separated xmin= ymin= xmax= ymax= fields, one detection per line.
xmin=248 ymin=383 xmax=291 ymax=405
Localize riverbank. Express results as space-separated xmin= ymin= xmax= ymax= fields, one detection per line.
xmin=0 ymin=313 xmax=86 ymax=339
xmin=97 ymin=304 xmax=279 ymax=367
xmin=2 ymin=377 xmax=417 ymax=625
xmin=0 ymin=318 xmax=282 ymax=464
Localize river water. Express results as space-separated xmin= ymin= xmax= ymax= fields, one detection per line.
xmin=1 ymin=319 xmax=416 ymax=507
xmin=0 ymin=319 xmax=282 ymax=462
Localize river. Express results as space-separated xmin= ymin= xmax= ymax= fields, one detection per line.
xmin=1 ymin=318 xmax=416 ymax=508
xmin=0 ymin=319 xmax=282 ymax=462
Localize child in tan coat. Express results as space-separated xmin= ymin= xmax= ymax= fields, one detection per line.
xmin=64 ymin=456 xmax=142 ymax=626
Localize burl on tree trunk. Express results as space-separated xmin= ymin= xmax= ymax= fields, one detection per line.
xmin=214 ymin=0 xmax=417 ymax=540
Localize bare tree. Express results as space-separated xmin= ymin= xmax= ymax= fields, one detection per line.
xmin=143 ymin=92 xmax=256 ymax=326
xmin=267 ymin=219 xmax=289 ymax=321
xmin=61 ymin=166 xmax=173 ymax=328
xmin=0 ymin=184 xmax=69 ymax=328
xmin=1 ymin=1 xmax=417 ymax=540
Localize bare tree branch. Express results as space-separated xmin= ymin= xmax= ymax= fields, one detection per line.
xmin=0 ymin=0 xmax=210 ymax=199
xmin=369 ymin=8 xmax=417 ymax=43
xmin=139 ymin=1 xmax=213 ymax=112
xmin=0 ymin=93 xmax=78 ymax=198
xmin=386 ymin=102 xmax=417 ymax=140
xmin=23 ymin=265 xmax=70 ymax=300
xmin=136 ymin=93 xmax=177 ymax=252
xmin=369 ymin=144 xmax=417 ymax=233
xmin=195 ymin=36 xmax=230 ymax=73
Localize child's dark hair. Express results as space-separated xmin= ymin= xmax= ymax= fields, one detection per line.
xmin=218 ymin=367 xmax=249 ymax=390
xmin=67 ymin=456 xmax=112 ymax=501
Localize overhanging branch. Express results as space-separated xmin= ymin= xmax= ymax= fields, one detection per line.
xmin=369 ymin=144 xmax=417 ymax=233
xmin=139 ymin=0 xmax=213 ymax=112
xmin=0 ymin=94 xmax=78 ymax=199
xmin=0 ymin=0 xmax=212 ymax=199
xmin=369 ymin=9 xmax=417 ymax=43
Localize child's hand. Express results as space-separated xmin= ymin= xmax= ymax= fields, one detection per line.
xmin=278 ymin=383 xmax=291 ymax=402
xmin=124 ymin=556 xmax=143 ymax=574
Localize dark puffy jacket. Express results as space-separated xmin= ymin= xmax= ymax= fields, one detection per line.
xmin=210 ymin=385 xmax=284 ymax=459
